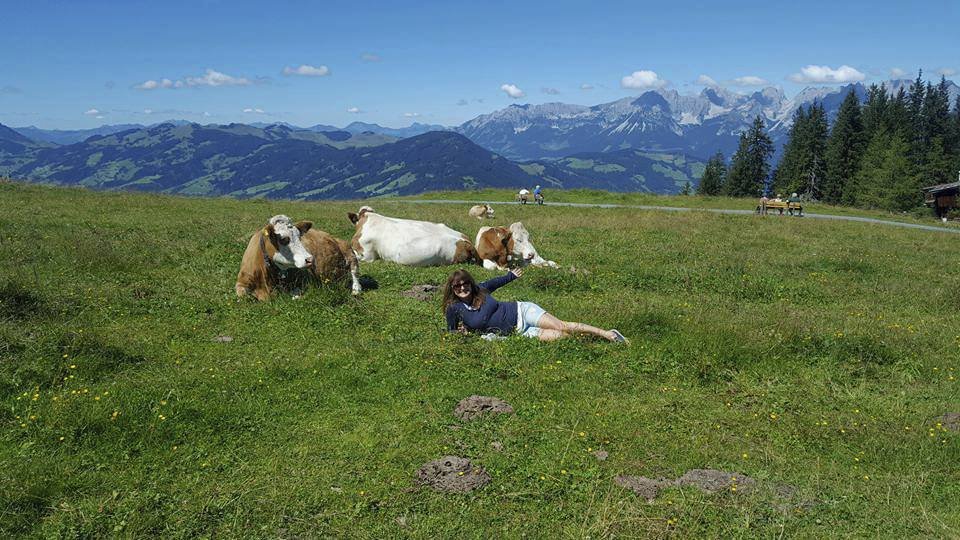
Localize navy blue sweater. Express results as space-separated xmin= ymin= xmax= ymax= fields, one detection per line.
xmin=445 ymin=272 xmax=518 ymax=334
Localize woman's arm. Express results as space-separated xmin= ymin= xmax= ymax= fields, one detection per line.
xmin=445 ymin=304 xmax=461 ymax=332
xmin=479 ymin=270 xmax=518 ymax=293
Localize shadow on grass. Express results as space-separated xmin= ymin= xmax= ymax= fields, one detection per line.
xmin=0 ymin=281 xmax=48 ymax=321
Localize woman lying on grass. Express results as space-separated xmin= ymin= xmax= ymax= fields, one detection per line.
xmin=442 ymin=268 xmax=628 ymax=343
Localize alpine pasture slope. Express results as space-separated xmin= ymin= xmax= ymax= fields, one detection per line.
xmin=1 ymin=181 xmax=959 ymax=537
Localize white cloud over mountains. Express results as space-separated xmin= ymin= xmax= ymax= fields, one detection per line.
xmin=541 ymin=87 xmax=560 ymax=95
xmin=83 ymin=108 xmax=100 ymax=115
xmin=730 ymin=75 xmax=768 ymax=86
xmin=890 ymin=67 xmax=907 ymax=78
xmin=937 ymin=67 xmax=957 ymax=77
xmin=580 ymin=83 xmax=594 ymax=90
xmin=243 ymin=107 xmax=265 ymax=114
xmin=500 ymin=84 xmax=525 ymax=98
xmin=403 ymin=112 xmax=420 ymax=117
xmin=347 ymin=107 xmax=361 ymax=113
xmin=621 ymin=70 xmax=667 ymax=90
xmin=695 ymin=75 xmax=718 ymax=86
xmin=135 ymin=69 xmax=253 ymax=90
xmin=282 ymin=64 xmax=330 ymax=77
xmin=788 ymin=65 xmax=865 ymax=84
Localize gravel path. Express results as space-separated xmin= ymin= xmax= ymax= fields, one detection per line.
xmin=392 ymin=199 xmax=960 ymax=235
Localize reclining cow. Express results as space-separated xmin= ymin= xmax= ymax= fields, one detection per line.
xmin=235 ymin=214 xmax=361 ymax=301
xmin=468 ymin=204 xmax=495 ymax=220
xmin=475 ymin=222 xmax=559 ymax=271
xmin=347 ymin=206 xmax=477 ymax=266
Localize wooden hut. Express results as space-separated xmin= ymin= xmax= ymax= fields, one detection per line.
xmin=921 ymin=181 xmax=960 ymax=219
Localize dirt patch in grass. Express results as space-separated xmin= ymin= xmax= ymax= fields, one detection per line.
xmin=939 ymin=412 xmax=960 ymax=431
xmin=675 ymin=469 xmax=755 ymax=494
xmin=416 ymin=456 xmax=490 ymax=493
xmin=453 ymin=395 xmax=514 ymax=421
xmin=614 ymin=476 xmax=672 ymax=502
xmin=616 ymin=469 xmax=756 ymax=501
xmin=592 ymin=450 xmax=609 ymax=461
xmin=401 ymin=283 xmax=439 ymax=301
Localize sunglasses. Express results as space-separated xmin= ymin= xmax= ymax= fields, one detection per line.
xmin=453 ymin=282 xmax=471 ymax=291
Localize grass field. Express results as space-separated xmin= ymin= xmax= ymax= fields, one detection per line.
xmin=2 ymin=181 xmax=959 ymax=538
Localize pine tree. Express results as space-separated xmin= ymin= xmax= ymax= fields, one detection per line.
xmin=697 ymin=151 xmax=726 ymax=195
xmin=724 ymin=116 xmax=773 ymax=197
xmin=861 ymin=84 xmax=888 ymax=140
xmin=854 ymin=130 xmax=915 ymax=211
xmin=774 ymin=103 xmax=827 ymax=197
xmin=823 ymin=89 xmax=866 ymax=204
xmin=907 ymin=71 xmax=928 ymax=161
xmin=885 ymin=88 xmax=910 ymax=136
xmin=680 ymin=181 xmax=692 ymax=195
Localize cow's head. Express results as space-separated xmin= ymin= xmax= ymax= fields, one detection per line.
xmin=347 ymin=205 xmax=375 ymax=226
xmin=507 ymin=222 xmax=538 ymax=262
xmin=484 ymin=204 xmax=495 ymax=218
xmin=264 ymin=215 xmax=314 ymax=269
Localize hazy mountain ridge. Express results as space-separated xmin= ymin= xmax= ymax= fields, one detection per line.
xmin=0 ymin=122 xmax=704 ymax=198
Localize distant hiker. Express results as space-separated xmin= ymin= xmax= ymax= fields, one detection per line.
xmin=534 ymin=184 xmax=544 ymax=205
xmin=517 ymin=189 xmax=530 ymax=205
xmin=758 ymin=194 xmax=769 ymax=215
xmin=442 ymin=268 xmax=627 ymax=343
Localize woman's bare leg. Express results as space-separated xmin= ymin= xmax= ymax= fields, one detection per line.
xmin=535 ymin=312 xmax=616 ymax=341
xmin=537 ymin=329 xmax=568 ymax=341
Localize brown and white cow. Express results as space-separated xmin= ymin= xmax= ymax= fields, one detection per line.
xmin=235 ymin=214 xmax=361 ymax=301
xmin=475 ymin=222 xmax=559 ymax=271
xmin=347 ymin=206 xmax=477 ymax=266
xmin=468 ymin=204 xmax=495 ymax=220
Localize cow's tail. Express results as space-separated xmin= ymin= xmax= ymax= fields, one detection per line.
xmin=343 ymin=242 xmax=362 ymax=295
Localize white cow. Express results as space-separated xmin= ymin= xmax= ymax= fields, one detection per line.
xmin=475 ymin=222 xmax=559 ymax=271
xmin=347 ymin=206 xmax=478 ymax=266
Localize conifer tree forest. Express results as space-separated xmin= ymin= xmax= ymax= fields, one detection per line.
xmin=715 ymin=72 xmax=960 ymax=213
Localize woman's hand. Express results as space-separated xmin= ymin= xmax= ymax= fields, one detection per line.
xmin=510 ymin=267 xmax=524 ymax=278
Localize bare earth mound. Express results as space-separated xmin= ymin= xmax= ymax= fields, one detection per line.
xmin=615 ymin=469 xmax=756 ymax=500
xmin=401 ymin=284 xmax=439 ymax=301
xmin=415 ymin=456 xmax=490 ymax=493
xmin=453 ymin=395 xmax=514 ymax=421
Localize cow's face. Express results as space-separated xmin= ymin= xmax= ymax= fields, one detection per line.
xmin=508 ymin=222 xmax=537 ymax=262
xmin=485 ymin=205 xmax=495 ymax=218
xmin=347 ymin=206 xmax=375 ymax=226
xmin=267 ymin=215 xmax=314 ymax=269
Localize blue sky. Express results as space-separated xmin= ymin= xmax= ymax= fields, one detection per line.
xmin=2 ymin=0 xmax=957 ymax=129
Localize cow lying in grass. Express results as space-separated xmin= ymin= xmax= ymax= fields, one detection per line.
xmin=347 ymin=206 xmax=478 ymax=266
xmin=468 ymin=204 xmax=495 ymax=220
xmin=475 ymin=222 xmax=559 ymax=271
xmin=235 ymin=214 xmax=361 ymax=301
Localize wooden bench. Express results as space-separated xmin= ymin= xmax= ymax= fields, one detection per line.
xmin=756 ymin=200 xmax=803 ymax=216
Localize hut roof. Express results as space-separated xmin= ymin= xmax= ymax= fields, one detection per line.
xmin=920 ymin=181 xmax=960 ymax=195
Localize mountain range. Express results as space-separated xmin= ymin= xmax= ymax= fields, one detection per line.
xmin=3 ymin=78 xmax=955 ymax=198
xmin=0 ymin=122 xmax=702 ymax=198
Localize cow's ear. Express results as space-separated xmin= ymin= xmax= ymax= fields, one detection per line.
xmin=295 ymin=220 xmax=313 ymax=234
xmin=500 ymin=230 xmax=512 ymax=245
xmin=347 ymin=212 xmax=359 ymax=225
xmin=265 ymin=224 xmax=276 ymax=241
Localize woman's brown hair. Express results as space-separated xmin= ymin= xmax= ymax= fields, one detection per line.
xmin=442 ymin=268 xmax=486 ymax=311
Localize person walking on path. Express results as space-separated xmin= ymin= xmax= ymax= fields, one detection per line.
xmin=442 ymin=268 xmax=627 ymax=343
xmin=533 ymin=184 xmax=544 ymax=205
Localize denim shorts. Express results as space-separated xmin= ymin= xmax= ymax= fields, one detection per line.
xmin=516 ymin=301 xmax=547 ymax=338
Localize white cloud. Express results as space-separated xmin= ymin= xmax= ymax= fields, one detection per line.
xmin=95 ymin=115 xmax=104 ymax=119
xmin=580 ymin=83 xmax=594 ymax=90
xmin=143 ymin=108 xmax=153 ymax=114
xmin=187 ymin=69 xmax=251 ymax=87
xmin=282 ymin=64 xmax=330 ymax=77
xmin=541 ymin=87 xmax=560 ymax=95
xmin=135 ymin=69 xmax=251 ymax=90
xmin=621 ymin=70 xmax=667 ymax=89
xmin=403 ymin=112 xmax=420 ymax=117
xmin=696 ymin=74 xmax=718 ymax=86
xmin=889 ymin=67 xmax=906 ymax=78
xmin=730 ymin=75 xmax=769 ymax=86
xmin=203 ymin=111 xmax=211 ymax=117
xmin=361 ymin=53 xmax=381 ymax=63
xmin=347 ymin=107 xmax=361 ymax=113
xmin=500 ymin=83 xmax=525 ymax=98
xmin=788 ymin=65 xmax=866 ymax=84
xmin=83 ymin=108 xmax=100 ymax=115
xmin=242 ymin=107 xmax=265 ymax=114
xmin=937 ymin=67 xmax=957 ymax=77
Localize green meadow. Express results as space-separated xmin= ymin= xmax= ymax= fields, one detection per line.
xmin=1 ymin=181 xmax=958 ymax=538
